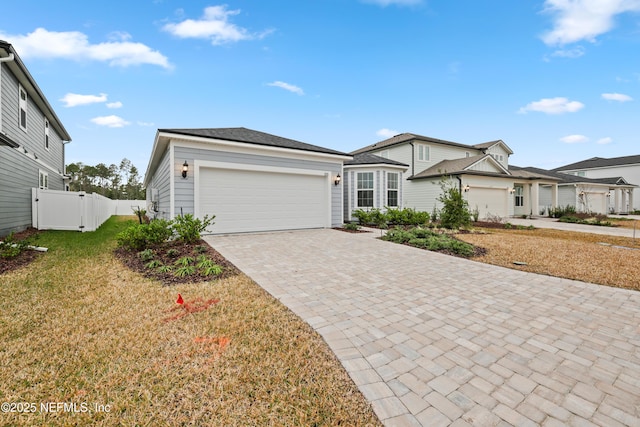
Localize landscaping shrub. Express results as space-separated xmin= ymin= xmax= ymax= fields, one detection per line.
xmin=352 ymin=209 xmax=372 ymax=225
xmin=173 ymin=213 xmax=215 ymax=244
xmin=381 ymin=226 xmax=475 ymax=257
xmin=343 ymin=222 xmax=361 ymax=231
xmin=116 ymin=219 xmax=173 ymax=250
xmin=0 ymin=232 xmax=31 ymax=259
xmin=549 ymin=205 xmax=576 ymax=218
xmin=437 ymin=180 xmax=471 ymax=229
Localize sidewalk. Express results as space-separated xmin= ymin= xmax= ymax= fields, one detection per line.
xmin=506 ymin=216 xmax=640 ymax=239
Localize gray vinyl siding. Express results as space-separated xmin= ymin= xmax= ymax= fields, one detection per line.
xmin=1 ymin=66 xmax=65 ymax=174
xmin=0 ymin=146 xmax=62 ymax=236
xmin=146 ymin=148 xmax=171 ymax=220
xmin=558 ymin=186 xmax=576 ymax=208
xmin=343 ymin=171 xmax=350 ymax=221
xmin=173 ymin=145 xmax=344 ymax=227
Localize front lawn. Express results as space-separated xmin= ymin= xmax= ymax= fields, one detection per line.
xmin=0 ymin=217 xmax=380 ymax=426
xmin=457 ymin=227 xmax=640 ymax=291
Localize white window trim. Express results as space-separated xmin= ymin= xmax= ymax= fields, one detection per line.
xmin=356 ymin=171 xmax=374 ymax=208
xmin=39 ymin=170 xmax=48 ymax=189
xmin=19 ymin=84 xmax=28 ymax=132
xmin=386 ymin=172 xmax=399 ymax=207
xmin=44 ymin=118 xmax=50 ymax=150
xmin=417 ymin=144 xmax=429 ymax=161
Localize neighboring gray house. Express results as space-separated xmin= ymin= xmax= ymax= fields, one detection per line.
xmin=143 ymin=127 xmax=350 ymax=234
xmin=554 ymin=155 xmax=640 ymax=213
xmin=0 ymin=41 xmax=71 ymax=236
xmin=513 ymin=166 xmax=636 ymax=215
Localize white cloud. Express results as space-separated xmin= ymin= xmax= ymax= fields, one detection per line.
xmin=602 ymin=92 xmax=633 ymax=102
xmin=560 ymin=134 xmax=589 ymax=144
xmin=361 ymin=0 xmax=422 ymax=6
xmin=541 ymin=0 xmax=640 ymax=46
xmin=376 ymin=128 xmax=399 ymax=138
xmin=90 ymin=115 xmax=130 ymax=128
xmin=0 ymin=28 xmax=171 ymax=68
xmin=518 ymin=97 xmax=585 ymax=114
xmin=550 ymin=45 xmax=586 ymax=58
xmin=137 ymin=121 xmax=155 ymax=127
xmin=597 ymin=137 xmax=613 ymax=144
xmin=106 ymin=101 xmax=123 ymax=109
xmin=267 ymin=81 xmax=304 ymax=95
xmin=162 ymin=5 xmax=273 ymax=45
xmin=60 ymin=93 xmax=107 ymax=107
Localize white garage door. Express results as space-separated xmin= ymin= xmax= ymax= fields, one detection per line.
xmin=198 ymin=166 xmax=329 ymax=234
xmin=467 ymin=188 xmax=507 ymax=220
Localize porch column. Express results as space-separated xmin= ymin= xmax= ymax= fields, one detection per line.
xmin=531 ymin=182 xmax=539 ymax=216
xmin=629 ymin=189 xmax=634 ymax=213
xmin=551 ymin=183 xmax=558 ymax=211
xmin=615 ymin=188 xmax=622 ymax=213
xmin=622 ymin=190 xmax=628 ymax=214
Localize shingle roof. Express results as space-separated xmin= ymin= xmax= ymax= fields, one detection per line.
xmin=159 ymin=127 xmax=349 ymax=156
xmin=511 ymin=166 xmax=635 ymax=186
xmin=351 ymin=132 xmax=476 ymax=155
xmin=472 ymin=140 xmax=514 ymax=155
xmin=553 ymin=155 xmax=640 ymax=171
xmin=345 ymin=153 xmax=408 ymax=167
xmin=410 ymin=155 xmax=507 ymax=179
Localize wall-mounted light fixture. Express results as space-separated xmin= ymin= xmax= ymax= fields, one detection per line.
xmin=182 ymin=161 xmax=189 ymax=179
xmin=508 ymin=187 xmax=515 ymax=194
xmin=579 ymin=190 xmax=585 ymax=196
xmin=606 ymin=192 xmax=611 ymax=198
xmin=463 ymin=185 xmax=470 ymax=192
xmin=334 ymin=173 xmax=341 ymax=186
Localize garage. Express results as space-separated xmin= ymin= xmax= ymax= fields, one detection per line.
xmin=197 ymin=164 xmax=330 ymax=234
xmin=466 ymin=187 xmax=508 ymax=219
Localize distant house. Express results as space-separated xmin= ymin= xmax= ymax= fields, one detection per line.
xmin=347 ymin=133 xmax=560 ymax=220
xmin=0 ymin=40 xmax=72 ymax=236
xmin=511 ymin=166 xmax=635 ymax=215
xmin=554 ymin=155 xmax=640 ymax=213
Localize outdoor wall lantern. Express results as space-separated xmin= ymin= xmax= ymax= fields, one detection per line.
xmin=508 ymin=187 xmax=515 ymax=194
xmin=607 ymin=192 xmax=611 ymax=198
xmin=579 ymin=191 xmax=585 ymax=196
xmin=182 ymin=161 xmax=189 ymax=178
xmin=463 ymin=185 xmax=470 ymax=192
xmin=334 ymin=173 xmax=341 ymax=186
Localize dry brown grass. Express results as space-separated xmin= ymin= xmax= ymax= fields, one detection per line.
xmin=457 ymin=227 xmax=640 ymax=291
xmin=0 ymin=217 xmax=380 ymax=426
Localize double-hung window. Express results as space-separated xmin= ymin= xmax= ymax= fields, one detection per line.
xmin=387 ymin=173 xmax=399 ymax=207
xmin=357 ymin=172 xmax=374 ymax=208
xmin=514 ymin=186 xmax=524 ymax=207
xmin=19 ymin=84 xmax=28 ymax=132
xmin=417 ymin=144 xmax=429 ymax=161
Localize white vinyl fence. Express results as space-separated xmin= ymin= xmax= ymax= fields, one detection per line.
xmin=32 ymin=188 xmax=145 ymax=232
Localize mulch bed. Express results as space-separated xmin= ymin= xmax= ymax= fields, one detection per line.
xmin=115 ymin=239 xmax=240 ymax=286
xmin=0 ymin=228 xmax=44 ymax=275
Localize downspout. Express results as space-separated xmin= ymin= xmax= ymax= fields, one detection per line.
xmin=0 ymin=53 xmax=15 ymax=133
xmin=62 ymin=140 xmax=71 ymax=189
xmin=456 ymin=175 xmax=463 ymax=194
xmin=409 ymin=141 xmax=415 ymax=177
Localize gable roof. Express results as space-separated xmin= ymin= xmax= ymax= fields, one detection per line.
xmin=351 ymin=132 xmax=479 ymax=155
xmin=409 ymin=154 xmax=510 ymax=180
xmin=0 ymin=40 xmax=71 ymax=142
xmin=345 ymin=152 xmax=408 ymax=167
xmin=472 ymin=140 xmax=514 ymax=155
xmin=553 ymin=155 xmax=640 ymax=171
xmin=160 ymin=127 xmax=348 ymax=156
xmin=511 ymin=166 xmax=635 ymax=187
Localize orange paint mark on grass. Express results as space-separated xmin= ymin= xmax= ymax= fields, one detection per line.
xmin=164 ymin=297 xmax=220 ymax=322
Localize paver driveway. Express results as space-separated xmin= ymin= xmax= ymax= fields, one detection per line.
xmin=204 ymin=229 xmax=640 ymax=426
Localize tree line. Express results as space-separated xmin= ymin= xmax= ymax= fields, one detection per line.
xmin=65 ymin=158 xmax=145 ymax=200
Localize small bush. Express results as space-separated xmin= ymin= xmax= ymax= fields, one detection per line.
xmin=201 ymin=264 xmax=224 ymax=276
xmin=138 ymin=249 xmax=155 ymax=262
xmin=174 ymin=256 xmax=195 ymax=267
xmin=470 ymin=206 xmax=480 ymax=223
xmin=116 ymin=219 xmax=173 ymax=251
xmin=549 ymin=205 xmax=576 ymax=218
xmin=381 ymin=226 xmax=475 ymax=257
xmin=352 ymin=209 xmax=372 ymax=225
xmin=174 ymin=265 xmax=196 ymax=278
xmin=166 ymin=248 xmax=180 ymax=258
xmin=437 ymin=179 xmax=471 ymax=229
xmin=343 ymin=222 xmax=360 ymax=231
xmin=173 ymin=214 xmax=215 ymax=244
xmin=145 ymin=260 xmax=163 ymax=269
xmin=0 ymin=232 xmax=31 ymax=259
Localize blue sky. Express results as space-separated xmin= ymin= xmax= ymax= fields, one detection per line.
xmin=2 ymin=0 xmax=639 ymax=173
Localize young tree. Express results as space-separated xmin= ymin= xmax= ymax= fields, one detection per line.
xmin=437 ymin=177 xmax=471 ymax=229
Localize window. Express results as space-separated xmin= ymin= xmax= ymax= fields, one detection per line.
xmin=19 ymin=84 xmax=27 ymax=132
xmin=39 ymin=170 xmax=48 ymax=189
xmin=515 ymin=186 xmax=523 ymax=207
xmin=357 ymin=172 xmax=374 ymax=207
xmin=387 ymin=173 xmax=399 ymax=207
xmin=417 ymin=144 xmax=429 ymax=161
xmin=577 ymin=171 xmax=585 ymax=177
xmin=465 ymin=152 xmax=470 ymax=158
xmin=44 ymin=118 xmax=50 ymax=150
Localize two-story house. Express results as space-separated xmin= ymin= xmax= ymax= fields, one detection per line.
xmin=0 ymin=40 xmax=72 ymax=236
xmin=345 ymin=133 xmax=560 ymax=220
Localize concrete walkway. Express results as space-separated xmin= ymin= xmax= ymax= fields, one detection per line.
xmin=506 ymin=216 xmax=640 ymax=239
xmin=204 ymin=229 xmax=640 ymax=426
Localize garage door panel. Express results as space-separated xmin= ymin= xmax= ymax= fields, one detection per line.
xmin=199 ymin=167 xmax=328 ymax=234
xmin=467 ymin=188 xmax=507 ymax=219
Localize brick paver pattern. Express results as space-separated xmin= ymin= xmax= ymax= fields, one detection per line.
xmin=205 ymin=229 xmax=640 ymax=426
